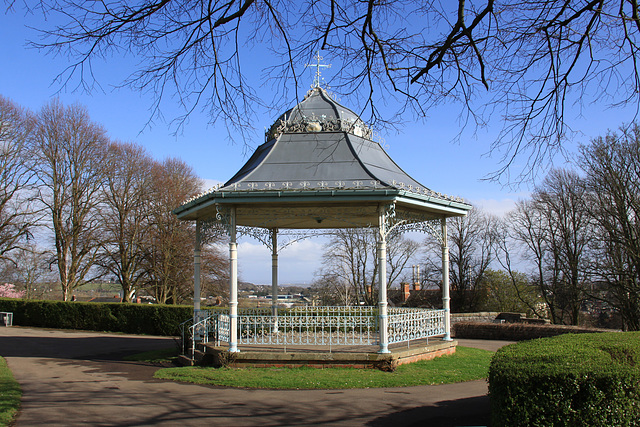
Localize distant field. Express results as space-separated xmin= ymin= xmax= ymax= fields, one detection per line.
xmin=76 ymin=282 xmax=121 ymax=292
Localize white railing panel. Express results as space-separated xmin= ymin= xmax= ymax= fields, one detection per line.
xmin=387 ymin=308 xmax=446 ymax=344
xmin=237 ymin=306 xmax=379 ymax=346
xmin=217 ymin=314 xmax=231 ymax=343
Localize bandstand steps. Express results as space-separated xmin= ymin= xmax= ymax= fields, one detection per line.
xmin=177 ymin=344 xmax=208 ymax=366
xmin=198 ymin=340 xmax=458 ymax=370
xmin=176 ymin=354 xmax=195 ymax=366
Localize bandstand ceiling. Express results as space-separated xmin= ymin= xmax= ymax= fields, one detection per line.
xmin=173 ymin=87 xmax=472 ymax=228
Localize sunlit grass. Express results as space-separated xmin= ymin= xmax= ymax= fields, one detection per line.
xmin=155 ymin=346 xmax=492 ymax=389
xmin=0 ymin=357 xmax=21 ymax=427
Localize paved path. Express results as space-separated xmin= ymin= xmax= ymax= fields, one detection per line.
xmin=0 ymin=327 xmax=513 ymax=426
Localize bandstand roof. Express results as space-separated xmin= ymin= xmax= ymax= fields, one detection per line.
xmin=173 ymin=87 xmax=471 ymax=228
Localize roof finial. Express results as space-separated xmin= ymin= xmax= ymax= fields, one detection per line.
xmin=306 ymin=51 xmax=331 ymax=88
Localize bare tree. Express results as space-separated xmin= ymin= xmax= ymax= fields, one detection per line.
xmin=0 ymin=245 xmax=55 ymax=299
xmin=200 ymin=246 xmax=229 ymax=300
xmin=508 ymin=169 xmax=593 ymax=324
xmin=30 ymin=99 xmax=108 ymax=301
xmin=386 ymin=231 xmax=420 ymax=294
xmin=580 ymin=125 xmax=640 ymax=330
xmin=481 ymin=269 xmax=542 ymax=316
xmin=423 ymin=207 xmax=496 ymax=312
xmin=537 ymin=169 xmax=593 ymax=324
xmin=0 ymin=95 xmax=37 ymax=261
xmin=98 ymin=141 xmax=155 ymax=302
xmin=310 ymin=273 xmax=345 ymax=306
xmin=12 ymin=1 xmax=640 ymax=179
xmin=317 ymin=228 xmax=419 ymax=305
xmin=507 ymin=200 xmax=553 ymax=315
xmin=142 ymin=157 xmax=202 ymax=304
xmin=318 ymin=228 xmax=378 ymax=305
xmin=493 ymin=217 xmax=548 ymax=318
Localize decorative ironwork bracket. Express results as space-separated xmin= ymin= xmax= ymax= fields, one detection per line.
xmin=379 ymin=204 xmax=445 ymax=245
xmin=238 ymin=226 xmax=343 ymax=251
xmin=197 ymin=203 xmax=445 ymax=246
xmin=197 ymin=205 xmax=233 ymax=241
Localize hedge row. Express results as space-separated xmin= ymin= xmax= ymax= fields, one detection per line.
xmin=489 ymin=332 xmax=640 ymax=426
xmin=0 ymin=298 xmax=192 ymax=336
xmin=454 ymin=321 xmax=610 ymax=341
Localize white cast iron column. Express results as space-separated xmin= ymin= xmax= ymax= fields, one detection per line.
xmin=229 ymin=207 xmax=239 ymax=352
xmin=193 ymin=220 xmax=202 ymax=316
xmin=378 ymin=205 xmax=390 ymax=354
xmin=271 ymin=228 xmax=279 ymax=332
xmin=441 ymin=217 xmax=452 ymax=341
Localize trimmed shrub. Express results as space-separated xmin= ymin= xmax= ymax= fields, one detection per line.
xmin=0 ymin=298 xmax=192 ymax=336
xmin=454 ymin=321 xmax=610 ymax=341
xmin=489 ymin=332 xmax=640 ymax=426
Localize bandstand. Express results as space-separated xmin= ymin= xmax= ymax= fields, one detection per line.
xmin=173 ymin=84 xmax=471 ymax=363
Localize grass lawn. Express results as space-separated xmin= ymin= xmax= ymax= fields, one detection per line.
xmin=154 ymin=346 xmax=493 ymax=389
xmin=0 ymin=357 xmax=21 ymax=427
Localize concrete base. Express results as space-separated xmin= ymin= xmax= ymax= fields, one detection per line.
xmin=199 ymin=339 xmax=458 ymax=370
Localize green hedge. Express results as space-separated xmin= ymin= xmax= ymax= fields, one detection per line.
xmin=489 ymin=332 xmax=640 ymax=426
xmin=454 ymin=321 xmax=610 ymax=341
xmin=0 ymin=298 xmax=192 ymax=336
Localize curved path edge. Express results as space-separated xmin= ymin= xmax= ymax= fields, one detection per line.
xmin=0 ymin=326 xmax=512 ymax=426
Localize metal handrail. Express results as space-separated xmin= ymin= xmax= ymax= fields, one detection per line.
xmin=179 ymin=317 xmax=195 ymax=355
xmin=187 ymin=315 xmax=221 ymax=360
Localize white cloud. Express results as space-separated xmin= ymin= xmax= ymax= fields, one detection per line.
xmin=236 ymin=237 xmax=326 ymax=285
xmin=201 ymin=178 xmax=224 ymax=191
xmin=471 ymin=197 xmax=525 ymax=217
xmin=281 ymin=239 xmax=326 ymax=263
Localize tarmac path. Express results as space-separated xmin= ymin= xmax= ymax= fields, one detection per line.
xmin=0 ymin=326 xmax=513 ymax=427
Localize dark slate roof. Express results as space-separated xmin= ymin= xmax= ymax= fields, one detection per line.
xmin=215 ymin=87 xmax=460 ymax=201
xmin=174 ymin=87 xmax=471 ymax=225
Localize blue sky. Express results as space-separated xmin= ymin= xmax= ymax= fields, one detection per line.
xmin=1 ymin=8 xmax=637 ymax=285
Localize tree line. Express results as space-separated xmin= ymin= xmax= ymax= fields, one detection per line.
xmin=2 ymin=93 xmax=639 ymax=330
xmin=314 ymin=125 xmax=640 ymax=331
xmin=0 ymin=95 xmax=227 ymax=303
xmin=497 ymin=126 xmax=640 ymax=330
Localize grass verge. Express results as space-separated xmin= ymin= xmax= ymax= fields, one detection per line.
xmin=0 ymin=357 xmax=21 ymax=427
xmin=123 ymin=347 xmax=179 ymax=362
xmin=154 ymin=346 xmax=492 ymax=389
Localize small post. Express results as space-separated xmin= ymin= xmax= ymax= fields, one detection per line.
xmin=441 ymin=217 xmax=452 ymax=341
xmin=378 ymin=205 xmax=390 ymax=354
xmin=271 ymin=228 xmax=279 ymax=333
xmin=229 ymin=206 xmax=240 ymax=352
xmin=192 ymin=220 xmax=203 ymax=346
xmin=194 ymin=220 xmax=202 ymax=314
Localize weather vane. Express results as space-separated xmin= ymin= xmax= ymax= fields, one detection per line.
xmin=306 ymin=51 xmax=331 ymax=88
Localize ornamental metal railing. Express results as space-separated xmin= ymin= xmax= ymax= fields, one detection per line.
xmin=387 ymin=308 xmax=445 ymax=344
xmin=236 ymin=306 xmax=378 ymax=347
xmin=191 ymin=306 xmax=445 ymax=350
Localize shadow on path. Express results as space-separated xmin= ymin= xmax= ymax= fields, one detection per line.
xmin=0 ymin=332 xmax=174 ymax=360
xmin=367 ymin=395 xmax=490 ymax=426
xmin=1 ymin=327 xmax=499 ymax=426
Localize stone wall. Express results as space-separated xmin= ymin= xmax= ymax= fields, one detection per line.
xmin=451 ymin=312 xmax=500 ymax=324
